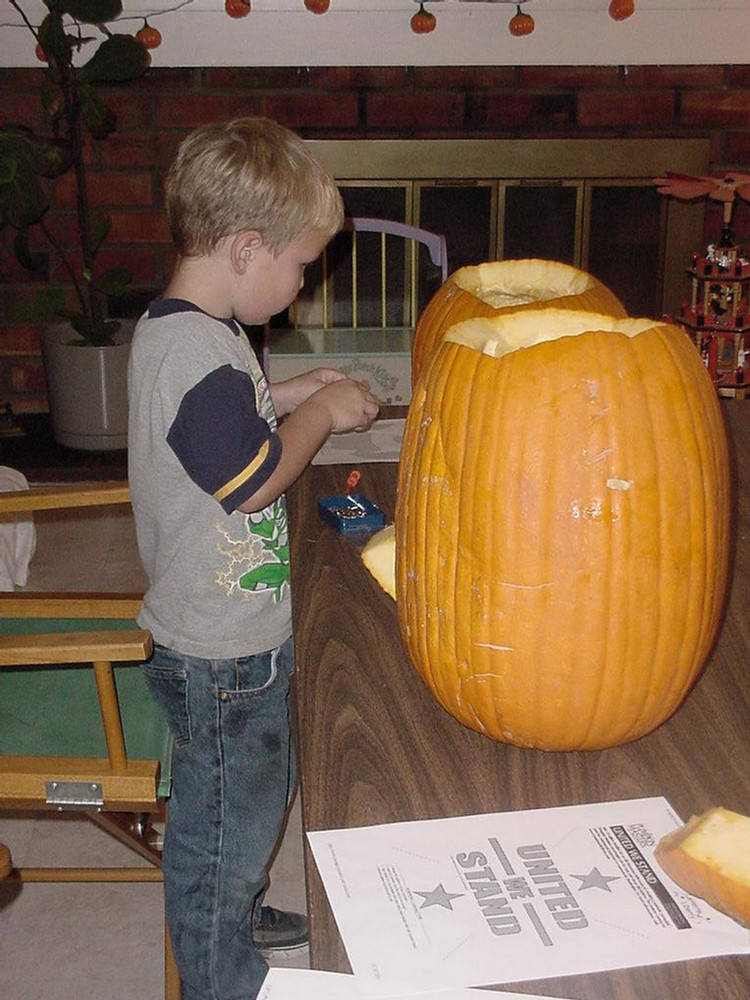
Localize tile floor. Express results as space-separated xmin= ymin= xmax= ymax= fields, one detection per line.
xmin=0 ymin=500 xmax=310 ymax=999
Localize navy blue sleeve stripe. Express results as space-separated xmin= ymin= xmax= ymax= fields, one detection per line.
xmin=166 ymin=364 xmax=281 ymax=512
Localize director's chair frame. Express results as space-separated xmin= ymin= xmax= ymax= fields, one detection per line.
xmin=0 ymin=481 xmax=180 ymax=999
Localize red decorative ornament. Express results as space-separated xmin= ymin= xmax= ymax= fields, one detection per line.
xmin=608 ymin=0 xmax=635 ymax=20
xmin=225 ymin=0 xmax=251 ymax=17
xmin=410 ymin=2 xmax=436 ymax=34
xmin=136 ymin=22 xmax=162 ymax=49
xmin=509 ymin=4 xmax=535 ymax=36
xmin=304 ymin=0 xmax=330 ymax=12
xmin=35 ymin=42 xmax=48 ymax=62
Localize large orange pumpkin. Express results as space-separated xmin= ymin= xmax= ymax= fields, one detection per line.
xmin=411 ymin=259 xmax=626 ymax=386
xmin=396 ymin=309 xmax=730 ymax=751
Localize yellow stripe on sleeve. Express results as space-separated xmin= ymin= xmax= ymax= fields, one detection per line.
xmin=214 ymin=439 xmax=271 ymax=502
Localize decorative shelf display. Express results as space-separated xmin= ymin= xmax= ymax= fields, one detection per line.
xmin=655 ymin=171 xmax=750 ymax=397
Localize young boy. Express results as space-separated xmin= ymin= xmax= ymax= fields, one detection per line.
xmin=128 ymin=117 xmax=379 ymax=1000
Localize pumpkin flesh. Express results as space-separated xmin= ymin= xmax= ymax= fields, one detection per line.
xmin=396 ymin=311 xmax=730 ymax=751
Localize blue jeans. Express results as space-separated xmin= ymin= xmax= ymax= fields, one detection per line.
xmin=142 ymin=636 xmax=296 ymax=1000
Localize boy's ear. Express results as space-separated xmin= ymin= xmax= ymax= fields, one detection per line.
xmin=230 ymin=230 xmax=264 ymax=273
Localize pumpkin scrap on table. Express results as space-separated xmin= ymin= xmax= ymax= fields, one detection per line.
xmin=655 ymin=807 xmax=750 ymax=928
xmin=364 ymin=283 xmax=731 ymax=752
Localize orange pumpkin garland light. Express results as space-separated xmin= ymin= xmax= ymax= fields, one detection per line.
xmin=509 ymin=4 xmax=535 ymax=36
xmin=411 ymin=2 xmax=436 ymax=34
xmin=305 ymin=0 xmax=330 ymax=12
xmin=136 ymin=22 xmax=162 ymax=49
xmin=609 ymin=0 xmax=635 ymax=20
xmin=225 ymin=0 xmax=251 ymax=17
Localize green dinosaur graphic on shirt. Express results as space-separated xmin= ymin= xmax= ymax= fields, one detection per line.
xmin=238 ymin=497 xmax=290 ymax=601
xmin=215 ymin=496 xmax=290 ymax=602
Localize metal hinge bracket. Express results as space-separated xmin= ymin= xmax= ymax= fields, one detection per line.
xmin=45 ymin=780 xmax=104 ymax=811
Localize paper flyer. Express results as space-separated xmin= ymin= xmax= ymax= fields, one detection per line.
xmin=308 ymin=797 xmax=750 ymax=989
xmin=257 ymin=967 xmax=567 ymax=999
xmin=312 ymin=418 xmax=404 ymax=465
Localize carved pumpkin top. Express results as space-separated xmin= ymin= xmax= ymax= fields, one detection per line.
xmin=445 ymin=309 xmax=658 ymax=360
xmin=451 ymin=259 xmax=600 ymax=310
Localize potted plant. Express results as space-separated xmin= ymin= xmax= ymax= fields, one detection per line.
xmin=0 ymin=0 xmax=149 ymax=450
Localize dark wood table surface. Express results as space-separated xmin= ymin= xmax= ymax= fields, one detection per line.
xmin=287 ymin=399 xmax=750 ymax=1000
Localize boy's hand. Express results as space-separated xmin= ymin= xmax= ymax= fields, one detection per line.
xmin=310 ymin=378 xmax=380 ymax=433
xmin=271 ymin=368 xmax=348 ymax=417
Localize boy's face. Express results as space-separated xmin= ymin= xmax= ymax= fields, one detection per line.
xmin=233 ymin=228 xmax=331 ymax=326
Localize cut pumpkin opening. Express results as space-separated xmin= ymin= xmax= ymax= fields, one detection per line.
xmin=445 ymin=309 xmax=659 ymax=359
xmin=452 ymin=259 xmax=601 ymax=309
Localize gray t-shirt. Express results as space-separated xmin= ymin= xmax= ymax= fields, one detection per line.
xmin=128 ymin=300 xmax=292 ymax=659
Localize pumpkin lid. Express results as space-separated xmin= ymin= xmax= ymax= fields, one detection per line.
xmin=452 ymin=259 xmax=597 ymax=309
xmin=445 ymin=309 xmax=661 ymax=359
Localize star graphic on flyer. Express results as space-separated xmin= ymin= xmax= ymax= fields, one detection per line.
xmin=569 ymin=867 xmax=621 ymax=891
xmin=414 ymin=883 xmax=465 ymax=909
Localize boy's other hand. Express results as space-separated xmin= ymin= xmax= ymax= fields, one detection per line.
xmin=270 ymin=368 xmax=348 ymax=417
xmin=311 ymin=378 xmax=379 ymax=433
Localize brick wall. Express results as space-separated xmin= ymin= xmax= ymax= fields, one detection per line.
xmin=1 ymin=64 xmax=749 ymax=414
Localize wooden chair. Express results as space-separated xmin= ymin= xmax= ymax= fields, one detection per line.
xmin=0 ymin=481 xmax=180 ymax=1000
xmin=264 ymin=217 xmax=448 ymax=403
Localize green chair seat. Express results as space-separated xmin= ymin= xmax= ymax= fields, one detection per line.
xmin=0 ymin=617 xmax=172 ymax=798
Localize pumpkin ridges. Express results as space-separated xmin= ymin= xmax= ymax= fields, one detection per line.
xmin=486 ymin=350 xmax=523 ymax=740
xmin=399 ymin=378 xmax=431 ymax=698
xmin=430 ymin=345 xmax=465 ymax=719
xmin=603 ymin=327 xmax=682 ymax=744
xmin=647 ymin=327 xmax=705 ymax=727
xmin=605 ymin=332 xmax=657 ymax=746
xmin=574 ymin=333 xmax=618 ymax=747
xmin=468 ymin=344 xmax=514 ymax=737
xmin=524 ymin=346 xmax=564 ymax=745
xmin=399 ymin=345 xmax=457 ymax=718
xmin=647 ymin=328 xmax=727 ymax=713
xmin=683 ymin=327 xmax=731 ymax=654
xmin=604 ymin=332 xmax=662 ymax=745
xmin=455 ymin=343 xmax=493 ymax=731
xmin=629 ymin=327 xmax=708 ymax=737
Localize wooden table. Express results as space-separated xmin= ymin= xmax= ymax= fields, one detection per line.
xmin=287 ymin=400 xmax=750 ymax=1000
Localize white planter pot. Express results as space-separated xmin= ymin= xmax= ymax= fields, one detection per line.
xmin=42 ymin=320 xmax=135 ymax=452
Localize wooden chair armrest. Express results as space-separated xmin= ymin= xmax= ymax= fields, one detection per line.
xmin=0 ymin=593 xmax=143 ymax=619
xmin=0 ymin=630 xmax=152 ymax=667
xmin=0 ymin=481 xmax=130 ymax=515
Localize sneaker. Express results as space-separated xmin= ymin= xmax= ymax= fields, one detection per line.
xmin=254 ymin=906 xmax=309 ymax=952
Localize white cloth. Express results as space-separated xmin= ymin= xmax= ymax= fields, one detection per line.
xmin=0 ymin=466 xmax=37 ymax=590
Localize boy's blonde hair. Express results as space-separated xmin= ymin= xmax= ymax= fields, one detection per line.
xmin=165 ymin=117 xmax=344 ymax=257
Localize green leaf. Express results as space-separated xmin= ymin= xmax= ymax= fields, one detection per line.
xmin=0 ymin=170 xmax=49 ymax=228
xmin=40 ymin=80 xmax=64 ymax=123
xmin=14 ymin=228 xmax=49 ymax=277
xmin=9 ymin=287 xmax=67 ymax=322
xmin=239 ymin=564 xmax=291 ymax=592
xmin=91 ymin=266 xmax=131 ymax=297
xmin=77 ymin=82 xmax=115 ymax=139
xmin=38 ymin=12 xmax=71 ymax=65
xmin=0 ymin=128 xmax=62 ymax=226
xmin=90 ymin=214 xmax=111 ymax=253
xmin=60 ymin=0 xmax=123 ymax=25
xmin=79 ymin=34 xmax=149 ymax=84
xmin=30 ymin=139 xmax=71 ymax=179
